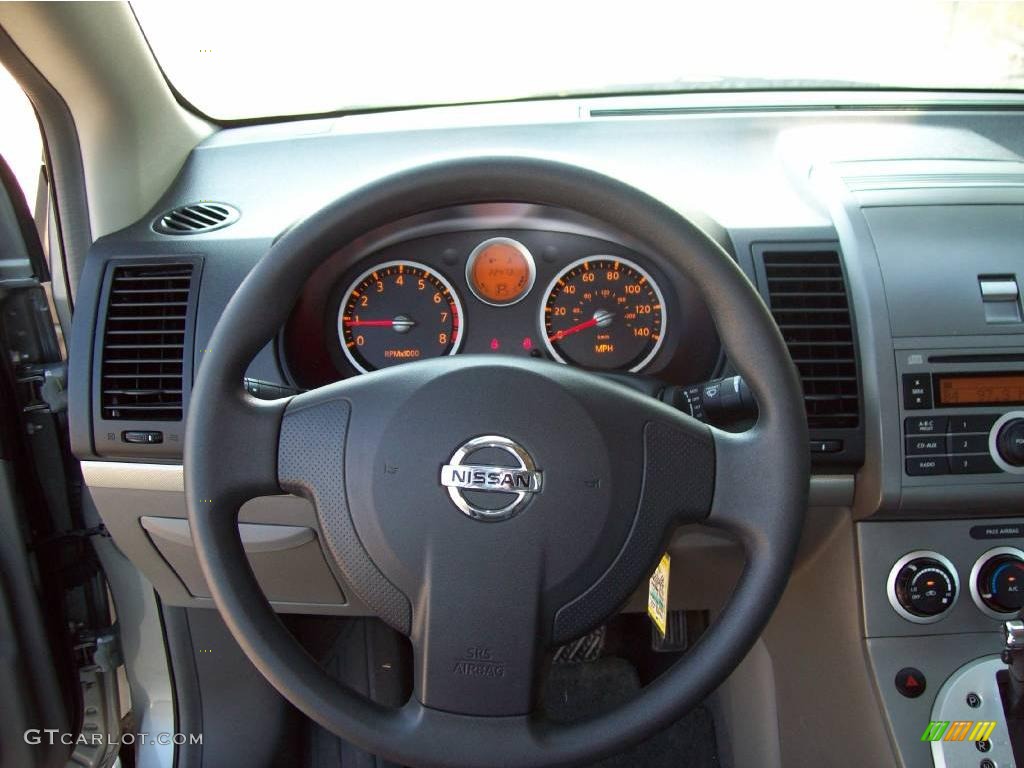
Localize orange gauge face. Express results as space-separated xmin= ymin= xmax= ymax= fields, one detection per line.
xmin=338 ymin=261 xmax=463 ymax=373
xmin=466 ymin=238 xmax=536 ymax=306
xmin=540 ymin=256 xmax=666 ymax=372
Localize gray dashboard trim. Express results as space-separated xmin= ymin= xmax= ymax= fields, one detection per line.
xmin=140 ymin=516 xmax=314 ymax=553
xmin=810 ymin=164 xmax=901 ymax=518
xmin=83 ymin=460 xmax=185 ymax=492
xmin=866 ymin=635 xmax=1003 ymax=768
xmin=81 ymin=460 xmax=854 ymax=507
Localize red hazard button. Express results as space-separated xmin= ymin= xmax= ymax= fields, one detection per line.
xmin=895 ymin=667 xmax=926 ymax=698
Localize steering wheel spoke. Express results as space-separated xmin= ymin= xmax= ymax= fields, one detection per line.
xmin=185 ymin=387 xmax=287 ymax=515
xmin=277 ymin=380 xmax=414 ymax=634
xmin=411 ymin=550 xmax=545 ymax=717
xmin=705 ymin=424 xmax=810 ymax=556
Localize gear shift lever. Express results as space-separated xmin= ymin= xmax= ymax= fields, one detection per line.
xmin=1002 ymin=619 xmax=1024 ymax=716
xmin=999 ymin=618 xmax=1024 ymax=765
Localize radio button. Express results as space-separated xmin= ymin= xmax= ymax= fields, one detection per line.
xmin=906 ymin=456 xmax=949 ymax=476
xmin=950 ymin=454 xmax=1000 ymax=474
xmin=904 ymin=416 xmax=948 ymax=435
xmin=950 ymin=414 xmax=999 ymax=434
xmin=903 ymin=374 xmax=933 ymax=410
xmin=949 ymin=434 xmax=989 ymax=454
xmin=906 ymin=436 xmax=945 ymax=455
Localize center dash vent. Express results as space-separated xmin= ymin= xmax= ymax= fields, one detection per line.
xmin=100 ymin=263 xmax=194 ymax=421
xmin=762 ymin=250 xmax=860 ymax=430
xmin=153 ymin=202 xmax=239 ymax=235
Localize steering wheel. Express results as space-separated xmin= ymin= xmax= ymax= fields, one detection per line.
xmin=184 ymin=157 xmax=808 ymax=768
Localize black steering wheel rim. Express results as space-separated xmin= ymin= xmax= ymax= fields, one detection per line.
xmin=184 ymin=156 xmax=809 ymax=768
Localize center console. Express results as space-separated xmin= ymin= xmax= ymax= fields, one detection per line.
xmin=861 ymin=520 xmax=1022 ymax=768
xmin=811 ymin=160 xmax=1024 ymax=768
xmin=868 ymin=350 xmax=1024 ymax=766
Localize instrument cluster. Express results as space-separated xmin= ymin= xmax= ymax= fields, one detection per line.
xmin=283 ymin=221 xmax=720 ymax=388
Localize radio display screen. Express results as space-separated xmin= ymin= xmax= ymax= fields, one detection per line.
xmin=936 ymin=373 xmax=1024 ymax=407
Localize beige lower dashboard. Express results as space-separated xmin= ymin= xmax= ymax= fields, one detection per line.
xmin=82 ymin=461 xmax=854 ymax=615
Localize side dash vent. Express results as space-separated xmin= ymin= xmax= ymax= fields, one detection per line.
xmin=762 ymin=249 xmax=860 ymax=430
xmin=153 ymin=202 xmax=239 ymax=235
xmin=100 ymin=263 xmax=194 ymax=421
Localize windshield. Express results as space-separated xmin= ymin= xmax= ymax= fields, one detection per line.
xmin=132 ymin=1 xmax=1024 ymax=121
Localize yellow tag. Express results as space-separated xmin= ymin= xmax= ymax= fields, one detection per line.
xmin=647 ymin=553 xmax=670 ymax=637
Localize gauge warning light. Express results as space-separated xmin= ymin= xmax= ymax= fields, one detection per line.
xmin=466 ymin=238 xmax=536 ymax=306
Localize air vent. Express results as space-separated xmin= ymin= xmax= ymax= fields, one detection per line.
xmin=100 ymin=263 xmax=194 ymax=421
xmin=153 ymin=202 xmax=239 ymax=235
xmin=763 ymin=250 xmax=860 ymax=429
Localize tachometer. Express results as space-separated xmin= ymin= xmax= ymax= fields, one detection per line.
xmin=339 ymin=261 xmax=463 ymax=372
xmin=541 ymin=256 xmax=666 ymax=372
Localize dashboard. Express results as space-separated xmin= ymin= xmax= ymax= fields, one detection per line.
xmin=281 ymin=207 xmax=720 ymax=389
xmin=65 ymin=93 xmax=1024 ymax=768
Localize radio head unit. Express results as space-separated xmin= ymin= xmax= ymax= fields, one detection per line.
xmin=899 ymin=351 xmax=1024 ymax=486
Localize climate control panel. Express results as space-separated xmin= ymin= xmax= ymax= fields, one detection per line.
xmin=887 ymin=546 xmax=1024 ymax=624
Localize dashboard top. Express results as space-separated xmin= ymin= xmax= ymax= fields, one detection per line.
xmin=104 ymin=95 xmax=1024 ymax=248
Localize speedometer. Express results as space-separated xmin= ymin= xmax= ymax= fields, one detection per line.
xmin=339 ymin=261 xmax=463 ymax=373
xmin=541 ymin=256 xmax=666 ymax=372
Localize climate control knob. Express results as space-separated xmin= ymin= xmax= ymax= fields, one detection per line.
xmin=888 ymin=552 xmax=959 ymax=623
xmin=971 ymin=547 xmax=1024 ymax=618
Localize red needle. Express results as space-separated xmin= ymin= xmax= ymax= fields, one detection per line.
xmin=344 ymin=319 xmax=397 ymax=327
xmin=548 ymin=317 xmax=598 ymax=342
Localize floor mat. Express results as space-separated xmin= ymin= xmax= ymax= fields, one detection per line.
xmin=543 ymin=657 xmax=720 ymax=768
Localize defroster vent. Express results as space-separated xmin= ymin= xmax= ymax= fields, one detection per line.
xmin=763 ymin=250 xmax=860 ymax=429
xmin=100 ymin=263 xmax=194 ymax=421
